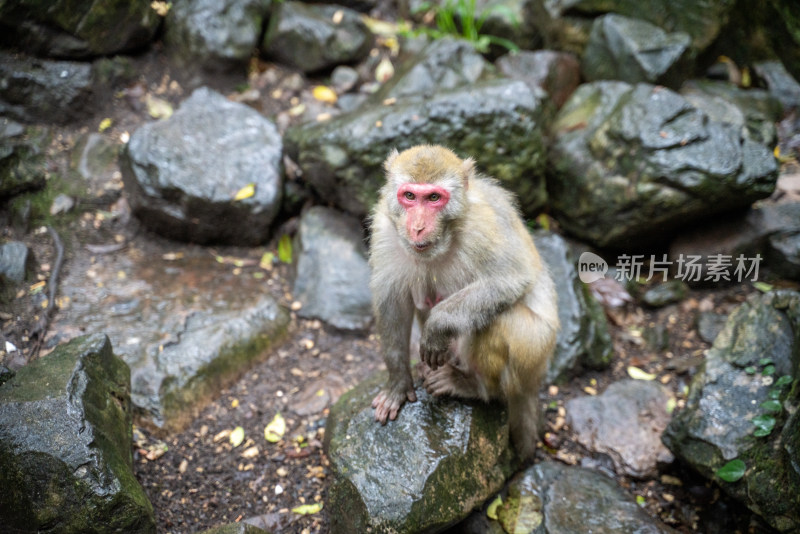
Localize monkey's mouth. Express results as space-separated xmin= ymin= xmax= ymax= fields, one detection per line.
xmin=412 ymin=241 xmax=432 ymax=252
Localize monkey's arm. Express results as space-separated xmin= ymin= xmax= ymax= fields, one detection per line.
xmin=421 ymin=248 xmax=535 ymax=368
xmin=370 ymin=280 xmax=418 ymax=423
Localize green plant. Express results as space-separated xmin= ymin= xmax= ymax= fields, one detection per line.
xmin=411 ymin=0 xmax=520 ymax=53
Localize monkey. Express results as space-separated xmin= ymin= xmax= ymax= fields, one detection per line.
xmin=368 ymin=145 xmax=559 ymax=459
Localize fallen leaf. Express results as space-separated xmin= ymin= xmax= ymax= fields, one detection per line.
xmin=230 ymin=426 xmax=245 ymax=447
xmin=312 ymin=85 xmax=337 ymax=104
xmin=265 ymin=413 xmax=286 ymax=443
xmin=98 ymin=117 xmax=113 ymax=132
xmin=288 ymin=103 xmax=306 ymax=117
xmin=754 ymin=281 xmax=773 ymax=293
xmin=486 ymin=495 xmax=503 ymax=520
xmin=627 ymin=366 xmax=657 ymax=381
xmin=259 ymin=252 xmax=274 ymax=270
xmin=145 ymin=93 xmax=173 ymax=119
xmin=233 ymin=183 xmax=256 ymax=201
xmin=292 ymin=502 xmax=323 ymax=515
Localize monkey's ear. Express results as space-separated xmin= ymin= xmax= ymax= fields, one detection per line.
xmin=384 ymin=148 xmax=400 ymax=172
xmin=461 ymin=157 xmax=476 ymax=187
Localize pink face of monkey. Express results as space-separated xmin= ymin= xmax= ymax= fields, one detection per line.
xmin=396 ymin=182 xmax=451 ymax=252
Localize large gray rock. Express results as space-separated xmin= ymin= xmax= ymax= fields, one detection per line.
xmin=566 ymin=379 xmax=674 ymax=478
xmin=0 ymin=119 xmax=50 ymax=198
xmin=0 ymin=0 xmax=159 ymax=58
xmin=529 ymin=0 xmax=735 ymax=54
xmin=535 ymin=231 xmax=613 ymax=382
xmin=663 ymin=290 xmax=800 ymax=533
xmin=324 ymin=373 xmax=520 ymax=534
xmin=581 ymin=14 xmax=691 ymax=87
xmin=548 ymin=81 xmax=778 ymax=248
xmin=753 ymin=60 xmax=800 ymax=113
xmin=0 ymin=334 xmax=156 ymax=533
xmin=681 ymin=80 xmax=782 ymax=147
xmin=286 ymin=79 xmax=551 ymax=217
xmin=372 ymin=37 xmax=492 ymax=102
xmin=121 ymin=87 xmax=283 ymax=246
xmin=262 ymin=2 xmax=372 ymax=73
xmin=165 ymin=0 xmax=272 ymax=72
xmin=476 ymin=460 xmax=678 ymax=533
xmin=48 ymin=249 xmax=291 ymax=434
xmin=496 ymin=50 xmax=581 ymax=109
xmin=0 ymin=52 xmax=96 ymax=124
xmin=292 ymin=206 xmax=372 ymax=331
xmin=0 ymin=242 xmax=32 ymax=284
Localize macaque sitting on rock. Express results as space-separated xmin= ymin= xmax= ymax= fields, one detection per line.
xmin=369 ymin=145 xmax=559 ymax=459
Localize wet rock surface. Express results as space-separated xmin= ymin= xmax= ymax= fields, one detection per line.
xmin=164 ymin=0 xmax=271 ymax=73
xmin=663 ymin=290 xmax=800 ymax=532
xmin=292 ymin=206 xmax=372 ymax=331
xmin=549 ymin=81 xmax=779 ymax=248
xmin=262 ymin=2 xmax=373 ymax=73
xmin=0 ymin=120 xmax=50 ymax=198
xmin=324 ymin=373 xmax=519 ymax=534
xmin=535 ymin=231 xmax=613 ymax=382
xmin=0 ymin=334 xmax=155 ymax=533
xmin=497 ymin=460 xmax=679 ymax=533
xmin=566 ymin=379 xmax=674 ymax=478
xmin=49 ymin=240 xmax=290 ymax=434
xmin=582 ymin=14 xmax=691 ymax=87
xmin=121 ymin=87 xmax=283 ymax=246
xmin=0 ymin=52 xmax=97 ymax=124
xmin=0 ymin=0 xmax=159 ymax=57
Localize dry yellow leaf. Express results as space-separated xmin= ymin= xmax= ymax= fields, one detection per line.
xmin=233 ymin=183 xmax=256 ymax=201
xmin=265 ymin=413 xmax=286 ymax=443
xmin=312 ymin=85 xmax=338 ymax=104
xmin=145 ymin=93 xmax=173 ymax=119
xmin=230 ymin=426 xmax=245 ymax=447
xmin=292 ymin=502 xmax=323 ymax=515
xmin=98 ymin=118 xmax=113 ymax=132
xmin=627 ymin=366 xmax=657 ymax=381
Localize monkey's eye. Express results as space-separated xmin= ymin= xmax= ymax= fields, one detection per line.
xmin=428 ymin=193 xmax=440 ymax=202
xmin=404 ymin=191 xmax=416 ymax=201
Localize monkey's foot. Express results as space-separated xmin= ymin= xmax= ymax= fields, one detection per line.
xmin=422 ymin=363 xmax=460 ymax=397
xmin=422 ymin=361 xmax=480 ymax=399
xmin=371 ymin=387 xmax=417 ymax=424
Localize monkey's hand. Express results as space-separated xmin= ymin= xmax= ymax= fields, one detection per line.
xmin=372 ymin=384 xmax=417 ymax=424
xmin=419 ymin=327 xmax=452 ymax=370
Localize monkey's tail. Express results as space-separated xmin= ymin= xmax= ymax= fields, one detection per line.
xmin=508 ymin=393 xmax=542 ymax=461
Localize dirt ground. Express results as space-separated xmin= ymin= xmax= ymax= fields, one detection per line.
xmin=1 ymin=43 xmax=788 ymax=534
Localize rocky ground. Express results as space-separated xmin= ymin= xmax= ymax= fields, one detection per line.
xmin=3 ymin=43 xmax=792 ymax=534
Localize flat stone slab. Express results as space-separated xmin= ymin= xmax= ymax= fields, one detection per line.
xmin=48 ymin=241 xmax=290 ymax=434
